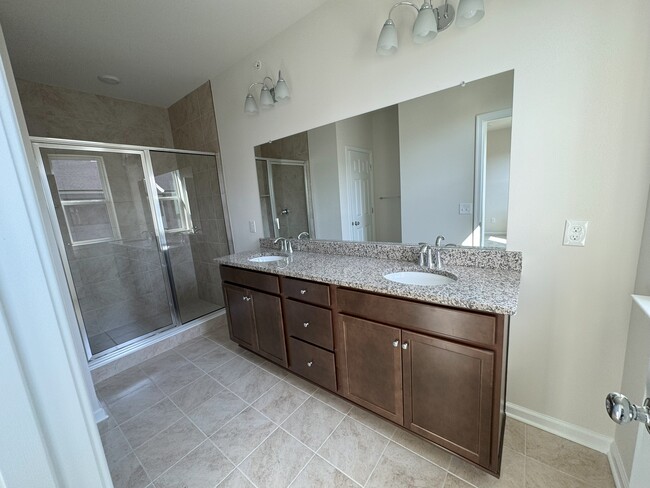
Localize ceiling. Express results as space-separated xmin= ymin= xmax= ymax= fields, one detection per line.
xmin=0 ymin=0 xmax=329 ymax=107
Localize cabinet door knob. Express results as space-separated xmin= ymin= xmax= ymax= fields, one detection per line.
xmin=242 ymin=296 xmax=251 ymax=302
xmin=303 ymin=322 xmax=310 ymax=328
xmin=300 ymin=289 xmax=307 ymax=294
xmin=307 ymin=361 xmax=313 ymax=367
xmin=392 ymin=340 xmax=399 ymax=348
xmin=401 ymin=342 xmax=409 ymax=350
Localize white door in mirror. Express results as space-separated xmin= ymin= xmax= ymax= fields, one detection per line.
xmin=563 ymin=220 xmax=589 ymax=246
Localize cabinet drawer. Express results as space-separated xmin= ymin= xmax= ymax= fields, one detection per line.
xmin=220 ymin=265 xmax=279 ymax=294
xmin=285 ymin=299 xmax=334 ymax=350
xmin=337 ymin=288 xmax=496 ymax=346
xmin=282 ymin=277 xmax=330 ymax=306
xmin=287 ymin=337 xmax=336 ymax=391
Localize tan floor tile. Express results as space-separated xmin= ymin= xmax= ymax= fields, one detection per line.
xmin=148 ymin=361 xmax=204 ymax=395
xmin=120 ymin=399 xmax=182 ymax=448
xmin=252 ymin=381 xmax=309 ymax=423
xmin=348 ymin=406 xmax=397 ymax=438
xmin=154 ymin=440 xmax=234 ymax=488
xmin=109 ymin=451 xmax=150 ymax=488
xmin=258 ymin=360 xmax=290 ymax=379
xmin=504 ymin=418 xmax=525 ymax=455
xmin=135 ymin=417 xmax=205 ymax=480
xmin=217 ymin=469 xmax=255 ymax=487
xmin=525 ymin=457 xmax=593 ymax=488
xmin=239 ymin=429 xmax=313 ymax=488
xmin=187 ymin=389 xmax=247 ymax=436
xmin=108 ymin=382 xmax=165 ymax=423
xmin=282 ymin=374 xmax=319 ymax=395
xmin=96 ymin=367 xmax=151 ymax=404
xmin=448 ymin=447 xmax=524 ymax=488
xmin=191 ymin=346 xmax=236 ymax=372
xmin=317 ymin=417 xmax=389 ymax=485
xmin=139 ymin=351 xmax=189 ymax=379
xmin=443 ymin=474 xmax=474 ymax=488
xmin=175 ymin=337 xmax=219 ymax=361
xmin=97 ymin=415 xmax=117 ymax=436
xmin=282 ymin=397 xmax=345 ymax=451
xmin=312 ymin=388 xmax=353 ymax=414
xmin=101 ymin=426 xmax=131 ymax=466
xmin=168 ymin=374 xmax=223 ymax=414
xmin=367 ymin=441 xmax=447 ymax=488
xmin=228 ymin=367 xmax=280 ymax=403
xmin=290 ymin=455 xmax=359 ymax=488
xmin=209 ymin=357 xmax=257 ymax=386
xmin=391 ymin=428 xmax=452 ymax=469
xmin=526 ymin=426 xmax=615 ymax=487
xmin=211 ymin=406 xmax=277 ymax=464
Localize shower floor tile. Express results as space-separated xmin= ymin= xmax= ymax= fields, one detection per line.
xmin=96 ymin=325 xmax=616 ymax=488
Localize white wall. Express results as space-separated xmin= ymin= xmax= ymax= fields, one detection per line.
xmin=308 ymin=123 xmax=342 ymax=239
xmin=212 ymin=0 xmax=650 ymax=437
xmin=371 ymin=106 xmax=401 ymax=242
xmin=400 ymin=71 xmax=513 ymax=244
xmin=485 ymin=126 xmax=511 ymax=235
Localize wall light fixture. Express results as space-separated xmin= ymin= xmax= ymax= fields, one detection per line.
xmin=244 ymin=71 xmax=290 ymax=114
xmin=376 ymin=0 xmax=485 ymax=55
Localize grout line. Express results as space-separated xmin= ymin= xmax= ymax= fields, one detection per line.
xmin=359 ymin=432 xmax=391 ymax=487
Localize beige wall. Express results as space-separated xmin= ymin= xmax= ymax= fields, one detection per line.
xmin=16 ymin=79 xmax=173 ymax=146
xmin=211 ymin=0 xmax=650 ymax=438
xmin=168 ymin=81 xmax=220 ymax=153
xmin=485 ymin=127 xmax=511 ymax=235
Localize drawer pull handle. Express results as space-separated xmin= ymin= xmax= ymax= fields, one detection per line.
xmin=307 ymin=361 xmax=313 ymax=367
xmin=300 ymin=289 xmax=307 ymax=294
xmin=303 ymin=322 xmax=310 ymax=328
xmin=392 ymin=340 xmax=399 ymax=348
xmin=242 ymin=296 xmax=251 ymax=302
xmin=401 ymin=342 xmax=409 ymax=350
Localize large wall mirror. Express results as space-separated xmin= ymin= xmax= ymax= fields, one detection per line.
xmin=254 ymin=70 xmax=514 ymax=248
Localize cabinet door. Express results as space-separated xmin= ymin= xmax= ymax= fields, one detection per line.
xmin=223 ymin=284 xmax=256 ymax=348
xmin=340 ymin=314 xmax=403 ymax=424
xmin=402 ymin=330 xmax=494 ymax=467
xmin=251 ymin=290 xmax=287 ymax=366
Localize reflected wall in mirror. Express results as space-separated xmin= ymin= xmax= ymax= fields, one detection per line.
xmin=254 ymin=70 xmax=514 ymax=247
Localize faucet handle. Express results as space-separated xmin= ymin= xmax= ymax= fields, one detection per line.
xmin=435 ymin=235 xmax=445 ymax=247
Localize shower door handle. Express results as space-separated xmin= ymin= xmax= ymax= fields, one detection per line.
xmin=606 ymin=392 xmax=650 ymax=434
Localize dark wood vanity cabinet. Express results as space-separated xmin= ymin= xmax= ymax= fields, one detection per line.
xmin=336 ymin=287 xmax=509 ymax=474
xmin=221 ymin=266 xmax=287 ymax=367
xmin=221 ymin=265 xmax=509 ymax=476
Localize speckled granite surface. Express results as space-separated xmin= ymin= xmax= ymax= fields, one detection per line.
xmin=259 ymin=238 xmax=522 ymax=271
xmin=218 ymin=249 xmax=521 ymax=315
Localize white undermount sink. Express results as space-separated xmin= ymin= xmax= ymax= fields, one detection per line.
xmin=248 ymin=255 xmax=285 ymax=263
xmin=384 ymin=271 xmax=455 ymax=286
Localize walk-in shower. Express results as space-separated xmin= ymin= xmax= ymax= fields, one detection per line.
xmin=32 ymin=138 xmax=232 ymax=363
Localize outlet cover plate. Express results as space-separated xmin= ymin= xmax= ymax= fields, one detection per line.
xmin=563 ymin=220 xmax=589 ymax=246
xmin=459 ymin=203 xmax=472 ymax=215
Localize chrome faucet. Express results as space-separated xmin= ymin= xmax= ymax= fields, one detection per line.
xmin=274 ymin=237 xmax=293 ymax=254
xmin=435 ymin=235 xmax=445 ymax=247
xmin=297 ymin=232 xmax=310 ymax=240
xmin=418 ymin=242 xmax=433 ymax=268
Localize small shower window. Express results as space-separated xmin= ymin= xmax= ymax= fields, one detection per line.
xmin=155 ymin=170 xmax=193 ymax=233
xmin=49 ymin=155 xmax=121 ymax=246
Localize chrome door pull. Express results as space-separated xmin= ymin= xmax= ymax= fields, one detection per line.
xmin=401 ymin=342 xmax=409 ymax=350
xmin=392 ymin=340 xmax=399 ymax=348
xmin=303 ymin=322 xmax=309 ymax=327
xmin=300 ymin=289 xmax=307 ymax=294
xmin=606 ymin=392 xmax=650 ymax=433
xmin=307 ymin=361 xmax=313 ymax=367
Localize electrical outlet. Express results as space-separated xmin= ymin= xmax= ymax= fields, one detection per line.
xmin=459 ymin=203 xmax=472 ymax=215
xmin=563 ymin=220 xmax=589 ymax=246
xmin=249 ymin=220 xmax=257 ymax=233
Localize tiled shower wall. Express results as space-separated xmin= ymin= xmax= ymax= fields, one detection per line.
xmin=16 ymin=79 xmax=174 ymax=147
xmin=167 ymin=82 xmax=227 ymax=307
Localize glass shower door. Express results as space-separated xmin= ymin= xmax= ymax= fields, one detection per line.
xmin=36 ymin=145 xmax=176 ymax=358
xmin=149 ymin=151 xmax=230 ymax=324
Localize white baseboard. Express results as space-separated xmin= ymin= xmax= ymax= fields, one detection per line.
xmin=608 ymin=441 xmax=629 ymax=488
xmin=93 ymin=405 xmax=108 ymax=424
xmin=506 ymin=402 xmax=612 ymax=453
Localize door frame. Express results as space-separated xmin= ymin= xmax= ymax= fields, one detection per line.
xmin=473 ymin=108 xmax=512 ymax=247
xmin=344 ymin=146 xmax=375 ymax=241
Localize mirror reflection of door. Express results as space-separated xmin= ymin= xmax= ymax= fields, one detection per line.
xmin=345 ymin=147 xmax=375 ymax=241
xmin=255 ymin=158 xmax=314 ymax=239
xmin=474 ymin=110 xmax=512 ymax=248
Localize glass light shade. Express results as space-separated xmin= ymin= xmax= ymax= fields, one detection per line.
xmin=260 ymin=86 xmax=274 ymax=107
xmin=376 ymin=19 xmax=398 ymax=56
xmin=412 ymin=3 xmax=437 ymax=44
xmin=275 ymin=72 xmax=290 ymax=100
xmin=244 ymin=93 xmax=258 ymax=113
xmin=456 ymin=0 xmax=485 ymax=27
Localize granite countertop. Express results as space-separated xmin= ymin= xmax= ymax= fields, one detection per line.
xmin=218 ymin=249 xmax=521 ymax=315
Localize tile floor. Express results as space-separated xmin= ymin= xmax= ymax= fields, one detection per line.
xmin=96 ymin=325 xmax=616 ymax=488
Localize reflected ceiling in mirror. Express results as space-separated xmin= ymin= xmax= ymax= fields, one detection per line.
xmin=254 ymin=70 xmax=514 ymax=248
